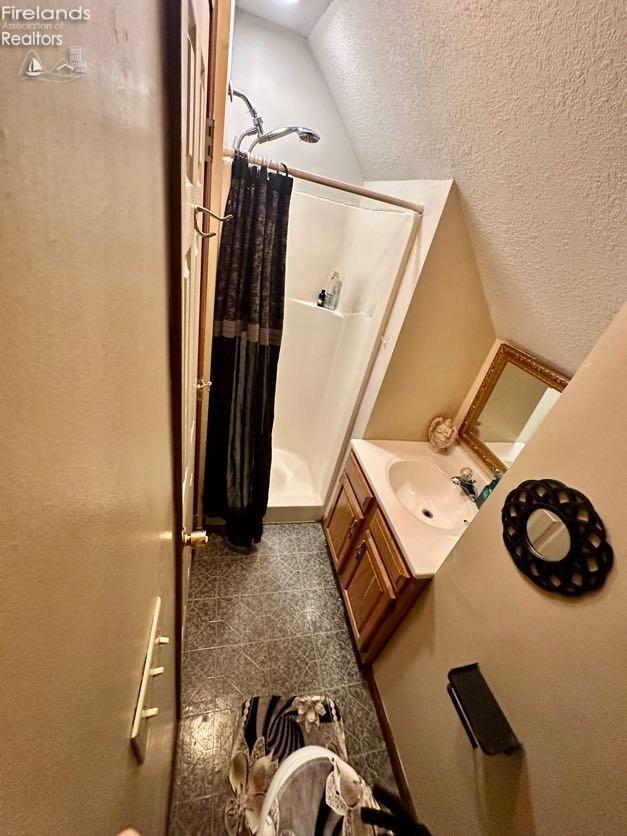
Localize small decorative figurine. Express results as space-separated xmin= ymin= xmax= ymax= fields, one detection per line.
xmin=428 ymin=416 xmax=458 ymax=453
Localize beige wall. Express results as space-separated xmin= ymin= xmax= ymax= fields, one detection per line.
xmin=365 ymin=187 xmax=496 ymax=441
xmin=0 ymin=4 xmax=177 ymax=834
xmin=373 ymin=306 xmax=627 ymax=834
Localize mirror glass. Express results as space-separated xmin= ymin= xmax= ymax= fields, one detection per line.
xmin=470 ymin=361 xmax=561 ymax=468
xmin=459 ymin=345 xmax=569 ymax=474
xmin=526 ymin=508 xmax=571 ymax=561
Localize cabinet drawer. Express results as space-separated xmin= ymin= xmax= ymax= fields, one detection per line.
xmin=324 ymin=475 xmax=364 ymax=572
xmin=368 ymin=508 xmax=412 ymax=594
xmin=345 ymin=453 xmax=374 ymax=515
xmin=343 ymin=529 xmax=396 ymax=651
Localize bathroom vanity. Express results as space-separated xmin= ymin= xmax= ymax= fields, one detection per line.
xmin=324 ymin=440 xmax=488 ymax=663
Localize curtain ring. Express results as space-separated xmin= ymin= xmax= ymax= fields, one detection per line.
xmin=280 ymin=162 xmax=289 ymax=176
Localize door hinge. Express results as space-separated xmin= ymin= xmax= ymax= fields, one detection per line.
xmin=196 ymin=378 xmax=211 ymax=399
xmin=205 ymin=117 xmax=215 ymax=161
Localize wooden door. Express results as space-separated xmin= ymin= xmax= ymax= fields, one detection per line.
xmin=180 ymin=0 xmax=211 ymax=616
xmin=324 ymin=476 xmax=364 ymax=572
xmin=193 ymin=0 xmax=232 ymax=528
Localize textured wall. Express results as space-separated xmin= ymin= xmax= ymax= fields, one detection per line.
xmin=310 ymin=0 xmax=626 ymax=374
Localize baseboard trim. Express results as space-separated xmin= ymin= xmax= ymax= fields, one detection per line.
xmin=363 ymin=665 xmax=416 ymax=819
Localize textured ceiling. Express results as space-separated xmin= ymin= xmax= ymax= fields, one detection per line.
xmin=236 ymin=0 xmax=334 ymax=36
xmin=310 ymin=0 xmax=626 ymax=374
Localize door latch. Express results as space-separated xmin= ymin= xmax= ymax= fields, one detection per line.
xmin=182 ymin=528 xmax=209 ymax=547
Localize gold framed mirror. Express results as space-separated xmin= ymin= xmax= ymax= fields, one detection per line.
xmin=459 ymin=343 xmax=570 ymax=474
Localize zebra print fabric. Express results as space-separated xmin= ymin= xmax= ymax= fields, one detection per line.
xmin=225 ymin=695 xmax=349 ymax=835
xmin=241 ymin=695 xmax=347 ymax=763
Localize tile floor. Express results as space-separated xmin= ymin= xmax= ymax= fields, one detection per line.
xmin=169 ymin=522 xmax=396 ymax=835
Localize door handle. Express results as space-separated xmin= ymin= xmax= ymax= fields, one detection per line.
xmin=193 ymin=204 xmax=233 ymax=238
xmin=347 ymin=519 xmax=359 ymax=538
xmin=356 ymin=540 xmax=366 ymax=560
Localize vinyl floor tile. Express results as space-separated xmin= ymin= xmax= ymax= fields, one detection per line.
xmin=169 ymin=522 xmax=396 ymax=835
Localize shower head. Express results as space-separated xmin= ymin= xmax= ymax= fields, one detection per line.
xmin=248 ymin=126 xmax=320 ymax=152
xmin=297 ymin=129 xmax=320 ymax=143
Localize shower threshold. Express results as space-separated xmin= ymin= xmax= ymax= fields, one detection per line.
xmin=267 ymin=448 xmax=323 ymax=523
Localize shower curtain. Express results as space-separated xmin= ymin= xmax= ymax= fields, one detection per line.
xmin=204 ymin=151 xmax=293 ymax=548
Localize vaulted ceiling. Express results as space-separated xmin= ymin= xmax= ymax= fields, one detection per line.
xmin=236 ymin=0 xmax=334 ymax=37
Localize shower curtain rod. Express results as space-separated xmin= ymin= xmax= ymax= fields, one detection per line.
xmin=223 ymin=147 xmax=423 ymax=214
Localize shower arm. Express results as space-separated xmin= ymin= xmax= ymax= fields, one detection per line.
xmin=230 ymin=85 xmax=264 ymax=149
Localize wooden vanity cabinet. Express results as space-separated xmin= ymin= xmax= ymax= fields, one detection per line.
xmin=324 ymin=476 xmax=361 ymax=572
xmin=324 ymin=453 xmax=428 ymax=664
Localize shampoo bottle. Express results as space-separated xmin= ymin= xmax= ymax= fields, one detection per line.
xmin=324 ymin=271 xmax=342 ymax=311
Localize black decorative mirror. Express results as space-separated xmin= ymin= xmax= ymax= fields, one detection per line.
xmin=501 ymin=479 xmax=613 ymax=596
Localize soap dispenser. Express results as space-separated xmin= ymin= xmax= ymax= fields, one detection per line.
xmin=476 ymin=474 xmax=502 ymax=509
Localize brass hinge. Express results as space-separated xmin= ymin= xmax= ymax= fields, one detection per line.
xmin=205 ymin=117 xmax=215 ymax=161
xmin=196 ymin=378 xmax=211 ymax=400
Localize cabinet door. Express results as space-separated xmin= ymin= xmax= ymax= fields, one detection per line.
xmin=343 ymin=530 xmax=396 ymax=651
xmin=324 ymin=475 xmax=364 ymax=572
xmin=368 ymin=508 xmax=412 ymax=595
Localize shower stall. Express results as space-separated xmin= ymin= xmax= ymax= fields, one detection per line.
xmin=268 ymin=190 xmax=414 ymax=518
xmin=227 ymin=86 xmax=416 ymax=521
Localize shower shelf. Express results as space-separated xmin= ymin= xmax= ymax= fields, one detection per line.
xmin=290 ymin=298 xmax=344 ymax=317
xmin=288 ymin=299 xmax=372 ymax=319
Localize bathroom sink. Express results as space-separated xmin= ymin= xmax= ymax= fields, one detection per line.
xmin=387 ymin=459 xmax=476 ymax=531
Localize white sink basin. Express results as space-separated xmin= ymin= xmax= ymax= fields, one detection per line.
xmin=350 ymin=440 xmax=492 ymax=578
xmin=387 ymin=459 xmax=475 ymax=532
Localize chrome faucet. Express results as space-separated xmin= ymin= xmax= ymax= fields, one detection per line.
xmin=451 ymin=467 xmax=477 ymax=501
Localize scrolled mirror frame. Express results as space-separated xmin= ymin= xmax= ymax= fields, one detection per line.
xmin=458 ymin=343 xmax=570 ymax=475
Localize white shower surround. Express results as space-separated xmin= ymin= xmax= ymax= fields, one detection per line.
xmin=269 ymin=191 xmax=413 ymax=514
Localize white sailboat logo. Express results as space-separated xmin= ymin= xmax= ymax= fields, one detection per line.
xmin=25 ymin=55 xmax=44 ymax=77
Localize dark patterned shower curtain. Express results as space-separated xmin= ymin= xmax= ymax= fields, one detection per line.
xmin=203 ymin=152 xmax=293 ymax=548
